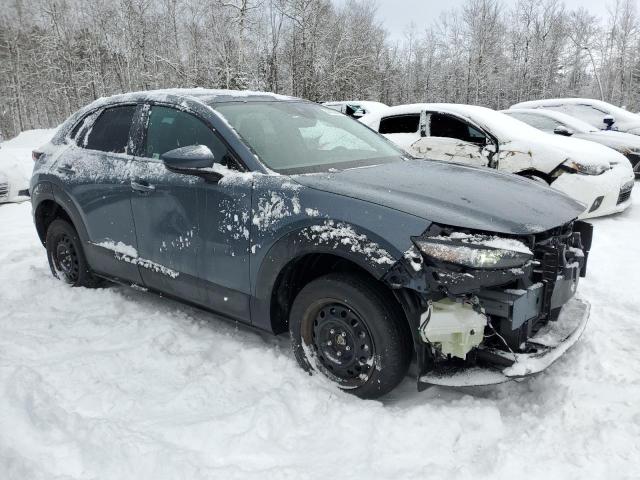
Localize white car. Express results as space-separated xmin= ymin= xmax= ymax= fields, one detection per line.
xmin=503 ymin=108 xmax=640 ymax=177
xmin=0 ymin=129 xmax=56 ymax=204
xmin=510 ymin=98 xmax=640 ymax=136
xmin=322 ymin=100 xmax=388 ymax=118
xmin=361 ymin=103 xmax=634 ymax=219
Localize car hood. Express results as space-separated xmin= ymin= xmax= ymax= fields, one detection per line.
xmin=575 ymin=131 xmax=640 ymax=153
xmin=503 ymin=132 xmax=627 ymax=171
xmin=292 ymin=160 xmax=584 ymax=235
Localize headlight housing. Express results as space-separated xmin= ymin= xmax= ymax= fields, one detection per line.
xmin=564 ymin=160 xmax=609 ymax=175
xmin=412 ymin=235 xmax=533 ymax=270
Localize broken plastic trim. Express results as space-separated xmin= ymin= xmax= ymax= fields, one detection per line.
xmin=418 ymin=297 xmax=590 ymax=387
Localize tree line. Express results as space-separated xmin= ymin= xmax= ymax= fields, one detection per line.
xmin=1 ymin=0 xmax=639 ymax=139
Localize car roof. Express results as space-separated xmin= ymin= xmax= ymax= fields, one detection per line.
xmin=93 ymin=88 xmax=298 ymax=107
xmin=52 ymin=88 xmax=300 ymax=146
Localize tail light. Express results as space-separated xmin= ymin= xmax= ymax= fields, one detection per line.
xmin=32 ymin=150 xmax=43 ymax=162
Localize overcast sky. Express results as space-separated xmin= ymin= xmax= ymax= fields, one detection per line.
xmin=338 ymin=0 xmax=612 ymax=42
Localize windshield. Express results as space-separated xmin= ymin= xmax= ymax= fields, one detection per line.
xmin=505 ymin=110 xmax=597 ymax=133
xmin=546 ymin=103 xmax=640 ymax=129
xmin=212 ymin=101 xmax=403 ymax=174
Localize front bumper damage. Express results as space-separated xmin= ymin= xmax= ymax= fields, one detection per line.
xmin=385 ymin=220 xmax=593 ymax=388
xmin=419 ymin=297 xmax=590 ymax=386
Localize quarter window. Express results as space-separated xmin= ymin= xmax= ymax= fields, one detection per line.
xmin=84 ymin=105 xmax=136 ymax=153
xmin=144 ymin=106 xmax=236 ymax=168
xmin=379 ymin=114 xmax=420 ymax=134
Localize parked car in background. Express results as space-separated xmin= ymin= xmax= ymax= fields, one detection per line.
xmin=0 ymin=167 xmax=31 ymax=204
xmin=510 ymin=98 xmax=640 ymax=136
xmin=31 ymin=89 xmax=592 ymax=398
xmin=360 ymin=103 xmax=634 ymax=219
xmin=504 ymin=108 xmax=640 ymax=178
xmin=0 ymin=130 xmax=51 ymax=203
xmin=322 ymin=100 xmax=388 ymax=118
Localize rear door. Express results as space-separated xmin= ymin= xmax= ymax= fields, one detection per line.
xmin=378 ymin=113 xmax=421 ymax=152
xmin=410 ymin=112 xmax=489 ymax=167
xmin=62 ymin=104 xmax=143 ymax=283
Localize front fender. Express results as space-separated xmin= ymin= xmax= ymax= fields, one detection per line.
xmin=250 ymin=220 xmax=404 ymax=333
xmin=247 ymin=175 xmax=429 ymax=332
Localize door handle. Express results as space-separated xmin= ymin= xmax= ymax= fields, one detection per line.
xmin=56 ymin=164 xmax=75 ymax=175
xmin=131 ymin=180 xmax=155 ymax=193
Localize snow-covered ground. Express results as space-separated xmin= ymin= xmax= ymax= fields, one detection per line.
xmin=0 ymin=132 xmax=639 ymax=479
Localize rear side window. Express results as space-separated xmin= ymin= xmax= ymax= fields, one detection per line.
xmin=430 ymin=113 xmax=486 ymax=144
xmin=144 ymin=106 xmax=237 ymax=168
xmin=379 ymin=114 xmax=420 ymax=134
xmin=84 ymin=106 xmax=136 ymax=153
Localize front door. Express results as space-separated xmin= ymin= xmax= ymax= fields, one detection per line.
xmin=411 ymin=112 xmax=490 ymax=167
xmin=129 ymin=104 xmax=252 ymax=321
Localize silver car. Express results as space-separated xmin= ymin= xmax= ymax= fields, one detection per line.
xmin=504 ymin=108 xmax=640 ymax=178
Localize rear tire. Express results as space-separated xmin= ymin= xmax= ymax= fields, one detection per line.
xmin=46 ymin=219 xmax=103 ymax=287
xmin=290 ymin=273 xmax=411 ymax=399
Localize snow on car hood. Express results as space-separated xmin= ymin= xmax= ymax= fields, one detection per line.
xmin=292 ymin=159 xmax=584 ymax=235
xmin=500 ymin=132 xmax=627 ymax=172
xmin=576 ymin=130 xmax=640 ymax=154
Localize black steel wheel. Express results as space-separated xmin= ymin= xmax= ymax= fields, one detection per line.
xmin=309 ymin=301 xmax=376 ymax=389
xmin=290 ymin=273 xmax=411 ymax=399
xmin=46 ymin=219 xmax=103 ymax=287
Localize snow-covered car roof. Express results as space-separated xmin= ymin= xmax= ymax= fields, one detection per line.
xmin=323 ymin=100 xmax=389 ymax=115
xmin=51 ymin=88 xmax=299 ymax=145
xmin=95 ymin=88 xmax=297 ymax=107
xmin=510 ymin=98 xmax=640 ymax=126
xmin=503 ymin=108 xmax=599 ymax=134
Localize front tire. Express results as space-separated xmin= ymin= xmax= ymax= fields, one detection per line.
xmin=46 ymin=219 xmax=103 ymax=287
xmin=290 ymin=273 xmax=411 ymax=399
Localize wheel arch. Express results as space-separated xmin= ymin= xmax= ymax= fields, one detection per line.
xmin=250 ymin=225 xmax=406 ymax=336
xmin=32 ymin=183 xmax=89 ymax=247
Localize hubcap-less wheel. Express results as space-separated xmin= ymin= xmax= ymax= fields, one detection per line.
xmin=52 ymin=234 xmax=80 ymax=283
xmin=308 ymin=301 xmax=375 ymax=388
xmin=290 ymin=273 xmax=412 ymax=399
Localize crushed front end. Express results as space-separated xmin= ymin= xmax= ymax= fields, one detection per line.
xmin=385 ymin=220 xmax=593 ymax=388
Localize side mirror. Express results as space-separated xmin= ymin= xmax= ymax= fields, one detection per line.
xmin=603 ymin=115 xmax=616 ymax=130
xmin=161 ymin=145 xmax=222 ymax=181
xmin=482 ymin=143 xmax=497 ymax=154
xmin=553 ymin=125 xmax=574 ymax=136
xmin=161 ymin=145 xmax=215 ymax=170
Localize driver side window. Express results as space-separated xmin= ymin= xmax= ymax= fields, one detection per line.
xmin=429 ymin=113 xmax=487 ymax=145
xmin=144 ymin=106 xmax=237 ymax=169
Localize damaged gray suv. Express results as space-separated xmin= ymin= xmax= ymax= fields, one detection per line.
xmin=30 ymin=89 xmax=593 ymax=398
